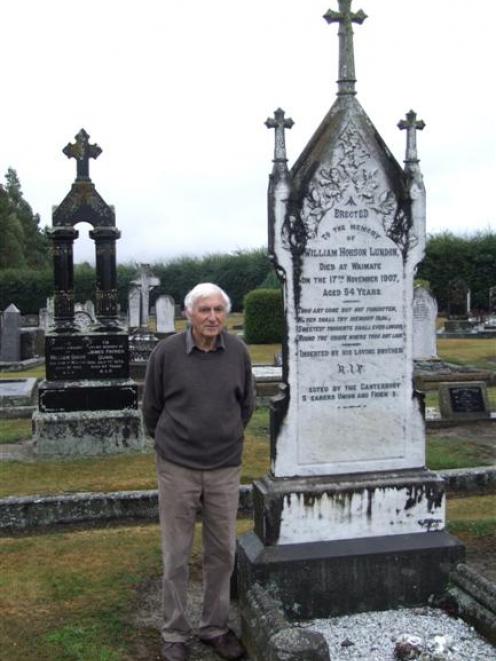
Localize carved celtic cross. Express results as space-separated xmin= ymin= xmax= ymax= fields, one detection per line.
xmin=63 ymin=129 xmax=102 ymax=181
xmin=265 ymin=108 xmax=294 ymax=163
xmin=398 ymin=110 xmax=425 ymax=165
xmin=324 ymin=0 xmax=367 ymax=96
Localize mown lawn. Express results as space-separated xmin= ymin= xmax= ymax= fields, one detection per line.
xmin=437 ymin=338 xmax=496 ymax=372
xmin=0 ymin=408 xmax=270 ymax=498
xmin=1 ymin=405 xmax=494 ymax=498
xmin=0 ymin=498 xmax=494 ymax=661
xmin=0 ymin=519 xmax=253 ymax=661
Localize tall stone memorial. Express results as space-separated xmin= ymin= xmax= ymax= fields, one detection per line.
xmin=32 ymin=130 xmax=144 ymax=456
xmin=238 ymin=1 xmax=463 ymax=628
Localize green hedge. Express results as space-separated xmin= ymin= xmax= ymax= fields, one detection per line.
xmin=243 ymin=288 xmax=283 ymax=344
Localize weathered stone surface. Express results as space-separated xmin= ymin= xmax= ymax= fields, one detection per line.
xmin=130 ymin=264 xmax=160 ymax=329
xmin=0 ymin=485 xmax=254 ymax=531
xmin=0 ymin=304 xmax=21 ymax=362
xmin=412 ymin=286 xmax=438 ymax=360
xmin=253 ymin=470 xmax=446 ymax=546
xmin=128 ymin=285 xmax=141 ymax=328
xmin=32 ymin=409 xmax=144 ymax=456
xmin=20 ymin=328 xmax=45 ymax=359
xmin=448 ymin=565 xmax=496 ymax=645
xmin=0 ymin=378 xmax=38 ymax=408
xmin=240 ymin=583 xmax=330 ymax=661
xmin=237 ymin=531 xmax=465 ymax=620
xmin=155 ymin=294 xmax=176 ymax=334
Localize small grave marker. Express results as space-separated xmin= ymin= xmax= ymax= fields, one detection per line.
xmin=439 ymin=381 xmax=490 ymax=420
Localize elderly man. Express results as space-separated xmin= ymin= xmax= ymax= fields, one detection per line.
xmin=143 ymin=283 xmax=254 ymax=661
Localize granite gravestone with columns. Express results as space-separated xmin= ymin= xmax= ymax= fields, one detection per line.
xmin=237 ymin=1 xmax=464 ymax=629
xmin=32 ymin=130 xmax=144 ymax=456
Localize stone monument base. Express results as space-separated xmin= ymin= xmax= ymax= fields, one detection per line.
xmin=237 ymin=469 xmax=464 ymax=622
xmin=32 ymin=409 xmax=145 ymax=457
xmin=237 ymin=530 xmax=464 ymax=620
xmin=442 ymin=319 xmax=475 ymax=334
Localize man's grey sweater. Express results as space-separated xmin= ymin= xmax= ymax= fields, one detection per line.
xmin=142 ymin=330 xmax=254 ymax=470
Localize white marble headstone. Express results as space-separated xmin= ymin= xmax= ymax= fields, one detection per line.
xmin=155 ymin=295 xmax=176 ymax=333
xmin=268 ymin=107 xmax=426 ymax=479
xmin=128 ymin=286 xmax=141 ymax=328
xmin=412 ymin=287 xmax=438 ymax=359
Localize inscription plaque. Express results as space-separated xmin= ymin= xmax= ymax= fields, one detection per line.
xmin=39 ymin=382 xmax=138 ymax=413
xmin=449 ymin=386 xmax=485 ymax=413
xmin=45 ymin=333 xmax=129 ymax=381
xmin=438 ymin=381 xmax=490 ymax=420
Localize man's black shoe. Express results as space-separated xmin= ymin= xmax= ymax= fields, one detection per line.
xmin=199 ymin=629 xmax=245 ymax=659
xmin=161 ymin=641 xmax=189 ymax=661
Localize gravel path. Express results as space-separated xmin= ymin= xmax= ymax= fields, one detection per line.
xmin=302 ymin=607 xmax=496 ymax=660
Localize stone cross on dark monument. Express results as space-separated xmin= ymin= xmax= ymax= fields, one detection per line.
xmin=398 ymin=109 xmax=426 ymax=170
xmin=324 ymin=0 xmax=367 ymax=96
xmin=265 ymin=108 xmax=294 ymax=165
xmin=33 ymin=131 xmax=144 ymax=458
xmin=63 ymin=129 xmax=102 ymax=181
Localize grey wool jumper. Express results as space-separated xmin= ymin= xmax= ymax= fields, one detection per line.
xmin=142 ymin=329 xmax=254 ymax=470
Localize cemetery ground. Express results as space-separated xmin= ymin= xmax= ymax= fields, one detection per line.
xmin=0 ymin=335 xmax=495 ymax=660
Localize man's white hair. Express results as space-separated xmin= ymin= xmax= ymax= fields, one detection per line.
xmin=184 ymin=283 xmax=232 ymax=314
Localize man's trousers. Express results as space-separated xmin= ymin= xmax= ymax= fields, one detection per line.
xmin=156 ymin=453 xmax=242 ymax=643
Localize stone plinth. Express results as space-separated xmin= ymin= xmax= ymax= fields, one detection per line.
xmin=443 ymin=319 xmax=474 ymax=334
xmin=238 ymin=467 xmax=464 ymax=616
xmin=32 ymin=409 xmax=144 ymax=457
xmin=238 ymin=530 xmax=464 ymax=620
xmin=252 ymin=469 xmax=445 ymax=546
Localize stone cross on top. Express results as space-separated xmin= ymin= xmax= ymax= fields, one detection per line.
xmin=265 ymin=108 xmax=294 ymax=166
xmin=398 ymin=109 xmax=425 ymax=168
xmin=324 ymin=0 xmax=367 ymax=96
xmin=63 ymin=129 xmax=102 ymax=181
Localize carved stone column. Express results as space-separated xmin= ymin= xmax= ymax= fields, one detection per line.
xmin=90 ymin=226 xmax=121 ymax=324
xmin=49 ymin=226 xmax=79 ymax=329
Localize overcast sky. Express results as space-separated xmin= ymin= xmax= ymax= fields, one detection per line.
xmin=1 ymin=0 xmax=495 ymax=265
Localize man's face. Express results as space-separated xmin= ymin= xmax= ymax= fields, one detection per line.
xmin=188 ymin=294 xmax=227 ymax=345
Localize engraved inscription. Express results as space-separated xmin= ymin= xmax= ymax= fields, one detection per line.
xmin=449 ymin=386 xmax=485 ymax=414
xmin=46 ymin=334 xmax=129 ymax=381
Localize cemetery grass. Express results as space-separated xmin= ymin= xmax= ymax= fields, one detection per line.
xmin=0 ymin=409 xmax=270 ymax=498
xmin=0 ymin=519 xmax=253 ymax=661
xmin=1 ymin=407 xmax=494 ymax=497
xmin=0 ymin=507 xmax=494 ymax=661
xmin=0 ymin=365 xmax=45 ymax=380
xmin=0 ymin=418 xmax=31 ymax=445
xmin=437 ymin=338 xmax=496 ymax=371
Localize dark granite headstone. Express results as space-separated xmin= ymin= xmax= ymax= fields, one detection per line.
xmin=45 ymin=333 xmax=129 ymax=381
xmin=447 ymin=278 xmax=470 ymax=319
xmin=439 ymin=381 xmax=490 ymax=420
xmin=489 ymin=286 xmax=496 ymax=314
xmin=33 ymin=130 xmax=144 ymax=457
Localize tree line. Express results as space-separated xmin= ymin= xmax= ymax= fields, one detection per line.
xmin=0 ymin=170 xmax=494 ymax=314
xmin=0 ymin=169 xmax=50 ymax=270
